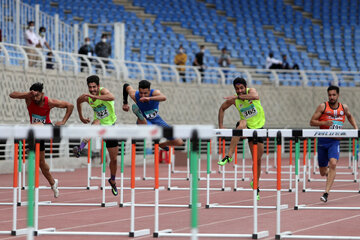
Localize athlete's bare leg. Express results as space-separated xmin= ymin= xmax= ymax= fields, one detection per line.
xmin=320 ymin=158 xmax=337 ymax=194
xmin=227 ymin=119 xmax=247 ymax=157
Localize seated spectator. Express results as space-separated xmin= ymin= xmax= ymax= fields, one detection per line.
xmin=266 ymin=52 xmax=282 ymax=69
xmin=174 ymin=45 xmax=187 ymax=82
xmin=218 ymin=47 xmax=231 ymax=68
xmin=282 ymin=54 xmax=299 ymax=70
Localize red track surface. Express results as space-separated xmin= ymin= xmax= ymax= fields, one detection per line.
xmin=0 ymin=157 xmax=359 ymax=240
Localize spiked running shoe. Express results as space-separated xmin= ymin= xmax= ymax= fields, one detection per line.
xmin=132 ymin=104 xmax=145 ymax=121
xmin=73 ymin=146 xmax=81 ymax=158
xmin=250 ymin=181 xmax=260 ymax=201
xmin=52 ymin=179 xmax=59 ymax=198
xmin=217 ymin=156 xmax=233 ymax=166
xmin=320 ymin=192 xmax=328 ymax=203
xmin=108 ymin=178 xmax=118 ymax=196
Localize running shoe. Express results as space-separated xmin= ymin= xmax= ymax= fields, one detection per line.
xmin=132 ymin=104 xmax=145 ymax=121
xmin=52 ymin=179 xmax=59 ymax=198
xmin=108 ymin=178 xmax=118 ymax=196
xmin=217 ymin=156 xmax=233 ymax=166
xmin=250 ymin=181 xmax=260 ymax=201
xmin=73 ymin=146 xmax=81 ymax=158
xmin=320 ymin=192 xmax=328 ymax=203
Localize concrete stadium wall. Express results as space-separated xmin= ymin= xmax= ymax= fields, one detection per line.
xmin=1 ymin=67 xmax=359 ymax=129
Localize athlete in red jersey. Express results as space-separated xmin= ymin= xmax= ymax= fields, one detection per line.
xmin=310 ymin=85 xmax=357 ymax=202
xmin=9 ymin=82 xmax=74 ymax=198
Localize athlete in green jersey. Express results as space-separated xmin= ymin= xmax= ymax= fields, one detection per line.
xmin=217 ymin=77 xmax=266 ymax=200
xmin=74 ymin=75 xmax=120 ymax=196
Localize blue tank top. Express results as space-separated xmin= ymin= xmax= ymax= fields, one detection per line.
xmin=135 ymin=89 xmax=160 ymax=120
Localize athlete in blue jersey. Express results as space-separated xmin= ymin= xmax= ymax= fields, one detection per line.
xmin=122 ymin=80 xmax=184 ymax=150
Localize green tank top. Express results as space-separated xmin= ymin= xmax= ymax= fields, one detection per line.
xmin=235 ymin=88 xmax=265 ymax=129
xmin=88 ymin=87 xmax=117 ymax=125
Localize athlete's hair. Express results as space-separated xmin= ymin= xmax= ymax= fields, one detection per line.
xmin=233 ymin=77 xmax=247 ymax=88
xmin=29 ymin=82 xmax=43 ymax=92
xmin=327 ymin=85 xmax=339 ymax=94
xmin=139 ymin=80 xmax=151 ymax=89
xmin=87 ymin=75 xmax=100 ymax=86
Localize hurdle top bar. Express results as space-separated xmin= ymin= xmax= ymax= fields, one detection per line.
xmin=0 ymin=124 xmax=214 ymax=140
xmin=0 ymin=125 xmax=358 ymax=140
xmin=267 ymin=129 xmax=359 ymax=138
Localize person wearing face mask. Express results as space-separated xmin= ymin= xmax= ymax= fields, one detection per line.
xmin=95 ymin=34 xmax=112 ymax=72
xmin=25 ymin=21 xmax=40 ymax=67
xmin=193 ymin=45 xmax=206 ymax=82
xmin=78 ymin=37 xmax=94 ymax=72
xmin=38 ymin=27 xmax=52 ymax=51
xmin=174 ymin=45 xmax=187 ymax=83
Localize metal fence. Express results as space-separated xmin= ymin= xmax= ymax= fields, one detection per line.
xmin=0 ymin=0 xmax=82 ymax=52
xmin=1 ymin=42 xmax=360 ymax=87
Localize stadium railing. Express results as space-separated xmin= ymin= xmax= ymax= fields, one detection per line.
xmin=2 ymin=42 xmax=359 ymax=87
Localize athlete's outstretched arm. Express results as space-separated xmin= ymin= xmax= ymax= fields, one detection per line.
xmin=76 ymin=94 xmax=91 ymax=124
xmin=223 ymin=88 xmax=260 ymax=101
xmin=310 ymin=103 xmax=332 ymax=127
xmin=218 ymin=99 xmax=235 ymax=129
xmin=139 ymin=89 xmax=166 ymax=103
xmin=48 ymin=98 xmax=74 ymax=126
xmin=343 ymin=104 xmax=358 ymax=129
xmin=86 ymin=88 xmax=114 ymax=101
xmin=122 ymin=84 xmax=136 ymax=112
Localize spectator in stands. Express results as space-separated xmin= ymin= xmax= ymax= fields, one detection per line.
xmin=281 ymin=54 xmax=299 ymax=70
xmin=38 ymin=27 xmax=52 ymax=52
xmin=218 ymin=47 xmax=231 ymax=80
xmin=46 ymin=52 xmax=55 ymax=70
xmin=265 ymin=52 xmax=282 ymax=69
xmin=78 ymin=37 xmax=94 ymax=72
xmin=193 ymin=45 xmax=206 ymax=82
xmin=174 ymin=45 xmax=187 ymax=83
xmin=95 ymin=34 xmax=112 ymax=71
xmin=25 ymin=21 xmax=40 ymax=67
xmin=218 ymin=47 xmax=231 ymax=68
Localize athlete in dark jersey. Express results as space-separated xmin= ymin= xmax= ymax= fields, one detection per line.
xmin=122 ymin=80 xmax=183 ymax=150
xmin=9 ymin=82 xmax=74 ymax=198
xmin=310 ymin=85 xmax=357 ymax=202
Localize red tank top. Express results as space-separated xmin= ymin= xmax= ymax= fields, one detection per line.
xmin=27 ymin=96 xmax=52 ymax=124
xmin=318 ymin=101 xmax=345 ymax=129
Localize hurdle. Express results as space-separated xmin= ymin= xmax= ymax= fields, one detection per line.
xmin=154 ymin=127 xmax=269 ymax=239
xmin=0 ymin=142 xmax=27 ymax=236
xmin=12 ymin=125 xmax=155 ymax=237
xmin=292 ymin=129 xmax=360 ymax=210
xmin=307 ymin=138 xmax=358 ymax=183
xmin=275 ymin=129 xmax=360 ymax=239
xmin=207 ymin=129 xmax=288 ymax=210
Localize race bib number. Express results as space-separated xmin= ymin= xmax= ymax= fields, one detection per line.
xmin=94 ymin=105 xmax=109 ymax=119
xmin=240 ymin=105 xmax=258 ymax=119
xmin=330 ymin=120 xmax=343 ymax=129
xmin=144 ymin=109 xmax=158 ymax=119
xmin=32 ymin=114 xmax=46 ymax=124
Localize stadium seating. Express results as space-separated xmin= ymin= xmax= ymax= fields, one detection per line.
xmin=11 ymin=0 xmax=360 ymax=86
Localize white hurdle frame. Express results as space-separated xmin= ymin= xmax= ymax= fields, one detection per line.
xmin=276 ymin=129 xmax=360 ymax=239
